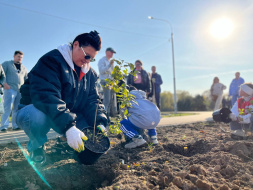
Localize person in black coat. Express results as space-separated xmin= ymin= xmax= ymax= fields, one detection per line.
xmin=16 ymin=31 xmax=108 ymax=164
xmin=127 ymin=60 xmax=150 ymax=94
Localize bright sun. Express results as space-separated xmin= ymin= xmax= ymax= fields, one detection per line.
xmin=210 ymin=18 xmax=234 ymax=39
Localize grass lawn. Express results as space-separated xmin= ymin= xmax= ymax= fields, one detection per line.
xmin=0 ymin=117 xmax=12 ymax=122
xmin=161 ymin=112 xmax=197 ymax=118
xmin=110 ymin=112 xmax=197 ymax=121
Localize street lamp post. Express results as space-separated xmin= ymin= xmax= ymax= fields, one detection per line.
xmin=148 ymin=16 xmax=177 ymax=114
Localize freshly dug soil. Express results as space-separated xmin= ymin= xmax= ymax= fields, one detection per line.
xmin=83 ymin=128 xmax=110 ymax=153
xmin=1 ymin=121 xmax=253 ymax=190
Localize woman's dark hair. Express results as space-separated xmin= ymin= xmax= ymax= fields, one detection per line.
xmin=71 ymin=30 xmax=102 ymax=51
xmin=212 ymin=77 xmax=219 ymax=85
xmin=135 ymin=59 xmax=144 ymax=70
xmin=135 ymin=59 xmax=143 ymax=66
xmin=211 ymin=77 xmax=219 ymax=92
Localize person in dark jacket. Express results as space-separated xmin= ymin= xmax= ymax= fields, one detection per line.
xmin=127 ymin=60 xmax=150 ymax=94
xmin=148 ymin=66 xmax=163 ymax=109
xmin=16 ymin=31 xmax=108 ymax=164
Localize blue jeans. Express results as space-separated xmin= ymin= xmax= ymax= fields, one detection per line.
xmin=230 ymin=117 xmax=253 ymax=130
xmin=155 ymin=93 xmax=161 ymax=109
xmin=120 ymin=119 xmax=157 ymax=138
xmin=0 ymin=89 xmax=21 ymax=130
xmin=231 ymin=94 xmax=239 ymax=107
xmin=16 ymin=104 xmax=89 ymax=152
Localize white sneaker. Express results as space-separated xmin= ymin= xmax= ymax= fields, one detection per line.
xmin=150 ymin=136 xmax=159 ymax=145
xmin=125 ymin=135 xmax=146 ymax=149
xmin=231 ymin=129 xmax=246 ymax=137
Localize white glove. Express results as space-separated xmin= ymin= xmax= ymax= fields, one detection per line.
xmin=229 ymin=113 xmax=237 ymax=121
xmin=97 ymin=125 xmax=107 ymax=136
xmin=238 ymin=114 xmax=251 ymax=124
xmin=66 ymin=126 xmax=88 ymax=152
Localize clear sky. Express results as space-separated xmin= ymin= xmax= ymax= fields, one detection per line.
xmin=0 ymin=0 xmax=252 ymax=96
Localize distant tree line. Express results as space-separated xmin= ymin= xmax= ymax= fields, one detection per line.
xmin=160 ymin=90 xmax=215 ymax=111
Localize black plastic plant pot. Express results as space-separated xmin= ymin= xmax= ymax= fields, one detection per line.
xmin=74 ymin=127 xmax=110 ymax=165
xmin=212 ymin=107 xmax=232 ymax=123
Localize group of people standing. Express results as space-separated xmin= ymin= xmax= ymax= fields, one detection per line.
xmin=1 ymin=29 xmax=251 ymax=163
xmin=127 ymin=61 xmax=163 ymax=109
xmin=211 ymin=72 xmax=253 ymax=138
xmin=0 ymin=31 xmax=163 ymax=165
xmin=98 ymin=52 xmax=163 ymax=115
xmin=210 ymin=72 xmax=245 ymax=111
xmin=210 ymin=72 xmax=253 ymax=139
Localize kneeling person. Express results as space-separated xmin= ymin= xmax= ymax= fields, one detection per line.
xmin=229 ymin=83 xmax=253 ymax=137
xmin=120 ymin=88 xmax=161 ymax=149
xmin=16 ymin=31 xmax=108 ymax=164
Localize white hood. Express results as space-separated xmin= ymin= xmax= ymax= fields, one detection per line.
xmin=57 ymin=44 xmax=90 ymax=74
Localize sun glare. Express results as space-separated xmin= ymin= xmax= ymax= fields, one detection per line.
xmin=210 ymin=18 xmax=234 ymax=39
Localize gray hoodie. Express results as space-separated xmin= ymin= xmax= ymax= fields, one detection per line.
xmin=128 ymin=90 xmax=161 ymax=129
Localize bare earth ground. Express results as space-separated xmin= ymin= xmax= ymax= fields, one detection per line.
xmin=1 ymin=122 xmax=253 ymax=190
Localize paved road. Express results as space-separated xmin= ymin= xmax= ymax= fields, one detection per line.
xmin=0 ymin=111 xmax=213 ymax=145
xmin=159 ymin=111 xmax=213 ymax=127
xmin=0 ymin=129 xmax=59 ymax=145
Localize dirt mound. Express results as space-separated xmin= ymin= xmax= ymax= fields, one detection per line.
xmin=1 ymin=122 xmax=253 ymax=189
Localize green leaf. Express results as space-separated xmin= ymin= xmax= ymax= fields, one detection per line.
xmin=103 ymin=58 xmax=139 ymax=136
xmin=129 ymin=63 xmax=135 ymax=71
xmin=114 ymin=88 xmax=120 ymax=93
